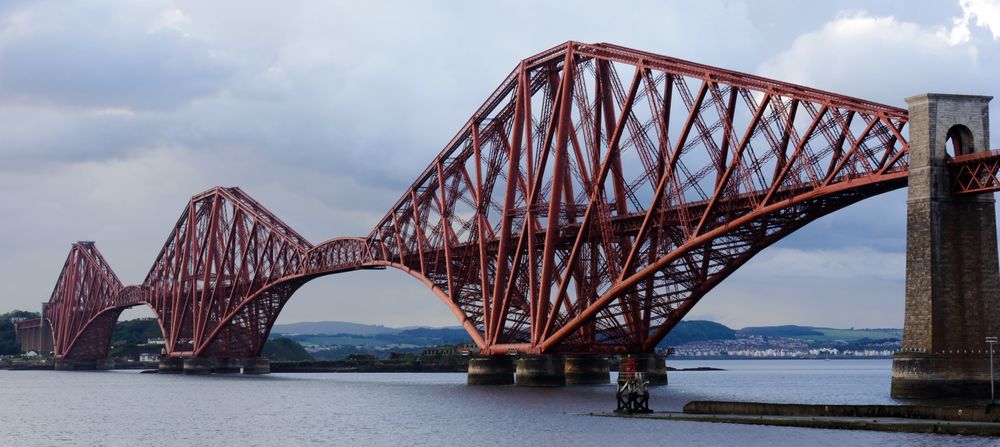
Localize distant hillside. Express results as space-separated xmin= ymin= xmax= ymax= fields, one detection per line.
xmin=739 ymin=325 xmax=823 ymax=338
xmin=271 ymin=321 xmax=400 ymax=336
xmin=269 ymin=319 xmax=900 ymax=345
xmin=109 ymin=318 xmax=163 ymax=359
xmin=262 ymin=337 xmax=313 ymax=361
xmin=266 ymin=321 xmax=470 ymax=361
xmin=284 ymin=327 xmax=471 ymax=350
xmin=738 ymin=325 xmax=901 ymax=342
xmin=660 ymin=320 xmax=735 ymax=347
xmin=392 ymin=327 xmax=470 ymax=345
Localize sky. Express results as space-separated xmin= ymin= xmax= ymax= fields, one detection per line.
xmin=1 ymin=0 xmax=999 ymax=330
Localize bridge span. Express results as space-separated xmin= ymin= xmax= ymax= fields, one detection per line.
xmin=21 ymin=42 xmax=1000 ymax=394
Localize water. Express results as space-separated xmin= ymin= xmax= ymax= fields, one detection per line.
xmin=1 ymin=359 xmax=996 ymax=446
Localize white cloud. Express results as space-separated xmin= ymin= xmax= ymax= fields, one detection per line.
xmin=962 ymin=0 xmax=1000 ymax=38
xmin=758 ymin=11 xmax=996 ymax=105
xmin=757 ymin=7 xmax=1000 ymax=167
xmin=85 ymin=107 xmax=137 ymax=118
xmin=148 ymin=8 xmax=193 ymax=37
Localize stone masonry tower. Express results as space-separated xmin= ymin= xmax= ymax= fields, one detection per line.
xmin=891 ymin=94 xmax=1000 ymax=399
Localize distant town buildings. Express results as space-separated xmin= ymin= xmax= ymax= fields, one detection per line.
xmin=668 ymin=334 xmax=900 ymax=359
xmin=140 ymin=338 xmax=165 ymax=346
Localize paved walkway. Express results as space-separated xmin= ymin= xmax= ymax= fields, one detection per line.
xmin=590 ymin=411 xmax=1000 ymax=436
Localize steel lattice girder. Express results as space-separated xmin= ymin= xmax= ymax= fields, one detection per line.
xmin=366 ymin=41 xmax=914 ymax=354
xmin=41 ymin=42 xmax=1000 ymax=360
xmin=949 ymin=149 xmax=1000 ymax=194
xmin=44 ymin=242 xmax=125 ymax=360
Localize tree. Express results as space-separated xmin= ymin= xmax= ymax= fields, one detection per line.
xmin=109 ymin=318 xmax=163 ymax=359
xmin=262 ymin=337 xmax=313 ymax=361
xmin=0 ymin=310 xmax=42 ymax=355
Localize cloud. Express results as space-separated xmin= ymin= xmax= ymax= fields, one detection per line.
xmin=741 ymin=247 xmax=905 ymax=281
xmin=756 ymin=7 xmax=1000 ymax=150
xmin=759 ymin=10 xmax=996 ymax=104
xmin=0 ymin=1 xmax=233 ymax=110
xmin=960 ymin=0 xmax=1000 ymax=38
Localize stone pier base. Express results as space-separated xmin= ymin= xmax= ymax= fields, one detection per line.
xmin=565 ymin=356 xmax=610 ymax=385
xmin=95 ymin=358 xmax=115 ymax=370
xmin=892 ymin=352 xmax=993 ymax=399
xmin=242 ymin=357 xmax=270 ymax=375
xmin=467 ymin=356 xmax=515 ymax=385
xmin=214 ymin=358 xmax=242 ymax=374
xmin=54 ymin=359 xmax=99 ymax=370
xmin=183 ymin=358 xmax=215 ymax=375
xmin=618 ymin=353 xmax=668 ymax=386
xmin=158 ymin=357 xmax=184 ymax=374
xmin=515 ymin=355 xmax=565 ymax=387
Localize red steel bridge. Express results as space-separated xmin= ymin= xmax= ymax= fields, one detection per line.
xmin=37 ymin=42 xmax=1000 ymax=363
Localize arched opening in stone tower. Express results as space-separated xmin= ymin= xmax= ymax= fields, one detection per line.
xmin=946 ymin=124 xmax=975 ymax=156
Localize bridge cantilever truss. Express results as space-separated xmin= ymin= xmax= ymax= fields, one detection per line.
xmin=39 ymin=41 xmax=1000 ymax=360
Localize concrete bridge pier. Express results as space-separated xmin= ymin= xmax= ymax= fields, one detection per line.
xmin=564 ymin=356 xmax=610 ymax=385
xmin=182 ymin=358 xmax=216 ymax=375
xmin=618 ymin=353 xmax=668 ymax=386
xmin=242 ymin=357 xmax=270 ymax=375
xmin=515 ymin=355 xmax=565 ymax=387
xmin=54 ymin=359 xmax=86 ymax=370
xmin=467 ymin=356 xmax=515 ymax=385
xmin=213 ymin=358 xmax=242 ymax=374
xmin=891 ymin=94 xmax=1000 ymax=399
xmin=54 ymin=358 xmax=114 ymax=371
xmin=95 ymin=358 xmax=115 ymax=370
xmin=169 ymin=357 xmax=270 ymax=374
xmin=158 ymin=357 xmax=184 ymax=374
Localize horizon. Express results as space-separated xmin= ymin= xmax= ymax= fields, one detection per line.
xmin=2 ymin=307 xmax=904 ymax=332
xmin=264 ymin=319 xmax=908 ymax=332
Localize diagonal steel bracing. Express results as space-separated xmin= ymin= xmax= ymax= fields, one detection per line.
xmin=42 ymin=42 xmax=1000 ymax=360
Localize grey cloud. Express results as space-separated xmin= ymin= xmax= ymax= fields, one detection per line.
xmin=756 ymin=9 xmax=1000 ymax=132
xmin=0 ymin=105 xmax=161 ymax=169
xmin=779 ymin=190 xmax=908 ymax=252
xmin=0 ymin=2 xmax=233 ymax=110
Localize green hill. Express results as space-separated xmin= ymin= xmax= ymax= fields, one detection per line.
xmin=112 ymin=318 xmax=162 ymax=345
xmin=103 ymin=318 xmax=314 ymax=361
xmin=262 ymin=337 xmax=313 ymax=361
xmin=739 ymin=325 xmax=823 ymax=338
xmin=790 ymin=327 xmax=901 ymax=342
xmin=108 ymin=318 xmax=163 ymax=359
xmin=660 ymin=320 xmax=735 ymax=347
xmin=738 ymin=325 xmax=901 ymax=342
xmin=0 ymin=310 xmax=41 ymax=355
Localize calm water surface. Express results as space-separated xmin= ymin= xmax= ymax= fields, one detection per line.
xmin=2 ymin=359 xmax=997 ymax=446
